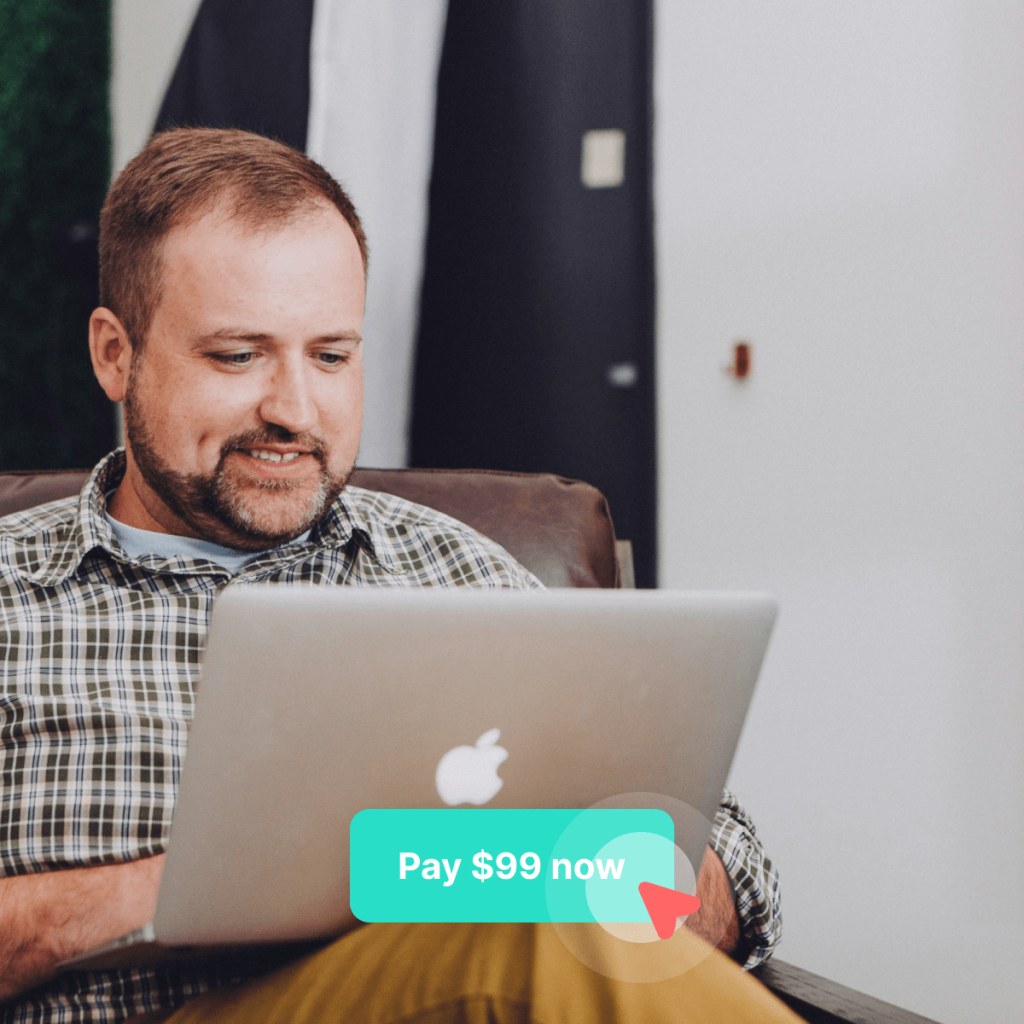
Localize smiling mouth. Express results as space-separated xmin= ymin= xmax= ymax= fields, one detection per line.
xmin=242 ymin=449 xmax=306 ymax=463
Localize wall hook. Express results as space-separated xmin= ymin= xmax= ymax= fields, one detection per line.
xmin=725 ymin=341 xmax=751 ymax=380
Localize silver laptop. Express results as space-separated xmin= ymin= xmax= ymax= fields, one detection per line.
xmin=64 ymin=587 xmax=776 ymax=969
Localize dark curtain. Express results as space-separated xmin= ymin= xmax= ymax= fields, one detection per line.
xmin=156 ymin=0 xmax=315 ymax=151
xmin=411 ymin=0 xmax=657 ymax=586
xmin=151 ymin=0 xmax=658 ymax=585
xmin=0 ymin=0 xmax=114 ymax=470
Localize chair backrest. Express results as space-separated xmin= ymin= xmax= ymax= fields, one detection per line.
xmin=0 ymin=467 xmax=622 ymax=589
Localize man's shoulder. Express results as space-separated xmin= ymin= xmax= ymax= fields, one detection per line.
xmin=341 ymin=485 xmax=543 ymax=590
xmin=0 ymin=497 xmax=79 ymax=578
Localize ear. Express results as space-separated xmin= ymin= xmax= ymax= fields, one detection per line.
xmin=89 ymin=307 xmax=134 ymax=403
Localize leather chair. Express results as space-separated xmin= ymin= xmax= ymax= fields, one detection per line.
xmin=0 ymin=467 xmax=633 ymax=589
xmin=0 ymin=467 xmax=938 ymax=1024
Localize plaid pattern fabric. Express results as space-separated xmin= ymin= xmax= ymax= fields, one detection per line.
xmin=710 ymin=789 xmax=783 ymax=968
xmin=0 ymin=450 xmax=778 ymax=1022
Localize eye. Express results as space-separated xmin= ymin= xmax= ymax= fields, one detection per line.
xmin=316 ymin=351 xmax=350 ymax=367
xmin=211 ymin=351 xmax=256 ymax=366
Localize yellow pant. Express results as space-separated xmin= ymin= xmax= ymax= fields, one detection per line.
xmin=133 ymin=922 xmax=801 ymax=1024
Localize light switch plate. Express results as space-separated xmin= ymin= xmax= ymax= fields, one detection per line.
xmin=581 ymin=129 xmax=626 ymax=189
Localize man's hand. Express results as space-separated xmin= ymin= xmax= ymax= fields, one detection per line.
xmin=0 ymin=854 xmax=164 ymax=1001
xmin=683 ymin=847 xmax=740 ymax=954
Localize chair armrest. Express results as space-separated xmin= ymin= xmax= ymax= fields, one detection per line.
xmin=751 ymin=960 xmax=940 ymax=1024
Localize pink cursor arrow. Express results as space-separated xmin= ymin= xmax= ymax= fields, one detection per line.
xmin=638 ymin=881 xmax=702 ymax=939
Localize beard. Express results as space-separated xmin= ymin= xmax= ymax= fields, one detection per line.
xmin=123 ymin=378 xmax=352 ymax=551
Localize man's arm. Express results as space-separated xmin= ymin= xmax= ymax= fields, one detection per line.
xmin=706 ymin=789 xmax=783 ymax=968
xmin=0 ymin=854 xmax=163 ymax=1001
xmin=684 ymin=847 xmax=740 ymax=953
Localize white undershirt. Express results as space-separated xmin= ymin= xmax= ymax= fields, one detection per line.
xmin=106 ymin=511 xmax=311 ymax=575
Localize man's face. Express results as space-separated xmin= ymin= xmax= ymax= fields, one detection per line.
xmin=121 ymin=201 xmax=365 ymax=550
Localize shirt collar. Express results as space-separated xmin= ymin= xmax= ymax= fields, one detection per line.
xmin=309 ymin=482 xmax=407 ymax=576
xmin=27 ymin=449 xmax=405 ymax=585
xmin=27 ymin=450 xmax=131 ymax=586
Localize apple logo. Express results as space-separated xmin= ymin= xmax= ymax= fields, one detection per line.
xmin=435 ymin=728 xmax=508 ymax=806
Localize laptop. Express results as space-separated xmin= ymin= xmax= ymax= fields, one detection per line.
xmin=63 ymin=587 xmax=776 ymax=969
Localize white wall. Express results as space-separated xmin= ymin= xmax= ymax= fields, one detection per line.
xmin=110 ymin=0 xmax=201 ymax=175
xmin=655 ymin=3 xmax=1023 ymax=1021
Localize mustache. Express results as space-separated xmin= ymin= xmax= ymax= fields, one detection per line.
xmin=219 ymin=427 xmax=329 ymax=464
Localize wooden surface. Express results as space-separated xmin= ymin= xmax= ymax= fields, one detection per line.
xmin=752 ymin=959 xmax=942 ymax=1024
xmin=614 ymin=540 xmax=635 ymax=589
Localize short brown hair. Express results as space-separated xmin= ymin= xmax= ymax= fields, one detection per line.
xmin=99 ymin=127 xmax=368 ymax=348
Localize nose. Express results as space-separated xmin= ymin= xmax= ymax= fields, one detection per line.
xmin=258 ymin=353 xmax=318 ymax=435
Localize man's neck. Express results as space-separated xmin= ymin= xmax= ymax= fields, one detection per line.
xmin=106 ymin=456 xmax=197 ymax=537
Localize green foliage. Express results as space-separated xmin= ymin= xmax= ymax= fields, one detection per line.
xmin=0 ymin=0 xmax=115 ymax=470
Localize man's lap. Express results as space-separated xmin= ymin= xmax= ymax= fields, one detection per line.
xmin=129 ymin=922 xmax=801 ymax=1024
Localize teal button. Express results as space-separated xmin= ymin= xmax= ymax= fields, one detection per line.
xmin=350 ymin=809 xmax=674 ymax=923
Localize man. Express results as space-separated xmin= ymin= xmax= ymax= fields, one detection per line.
xmin=0 ymin=129 xmax=787 ymax=1023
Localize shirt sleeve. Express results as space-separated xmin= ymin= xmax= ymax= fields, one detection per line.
xmin=708 ymin=788 xmax=782 ymax=969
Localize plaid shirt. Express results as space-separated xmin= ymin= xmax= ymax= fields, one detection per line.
xmin=0 ymin=450 xmax=779 ymax=1022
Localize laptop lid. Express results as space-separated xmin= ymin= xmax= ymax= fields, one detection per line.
xmin=153 ymin=587 xmax=776 ymax=946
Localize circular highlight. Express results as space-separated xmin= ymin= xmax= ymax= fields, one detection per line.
xmin=585 ymin=831 xmax=697 ymax=944
xmin=547 ymin=792 xmax=723 ymax=983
